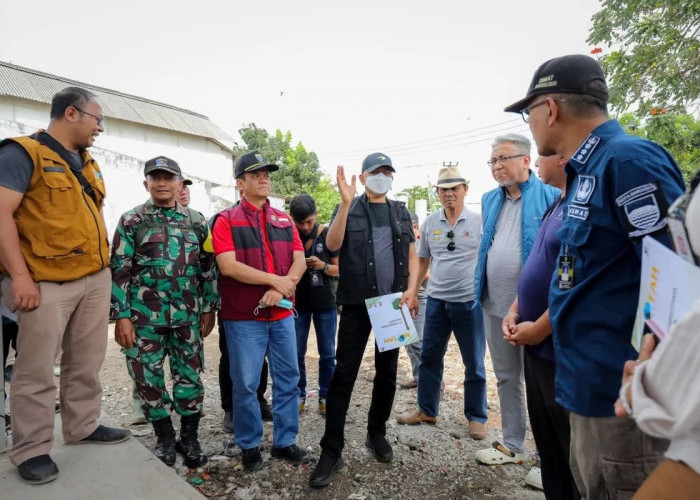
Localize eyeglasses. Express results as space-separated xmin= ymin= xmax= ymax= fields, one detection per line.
xmin=447 ymin=230 xmax=455 ymax=252
xmin=521 ymin=97 xmax=567 ymax=123
xmin=73 ymin=106 xmax=104 ymax=127
xmin=486 ymin=154 xmax=526 ymax=167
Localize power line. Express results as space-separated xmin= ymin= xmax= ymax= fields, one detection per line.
xmin=335 ymin=123 xmax=531 ymax=162
xmin=326 ymin=118 xmax=523 ymax=156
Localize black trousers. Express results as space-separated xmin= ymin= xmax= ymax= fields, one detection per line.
xmin=320 ymin=304 xmax=398 ymax=457
xmin=218 ymin=321 xmax=268 ymax=411
xmin=2 ymin=319 xmax=18 ymax=368
xmin=524 ymin=349 xmax=580 ymax=500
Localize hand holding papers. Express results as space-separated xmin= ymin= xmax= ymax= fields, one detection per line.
xmin=632 ymin=236 xmax=700 ymax=350
xmin=365 ymin=292 xmax=419 ymax=352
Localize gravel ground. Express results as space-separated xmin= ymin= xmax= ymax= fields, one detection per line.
xmin=100 ymin=322 xmax=545 ymax=499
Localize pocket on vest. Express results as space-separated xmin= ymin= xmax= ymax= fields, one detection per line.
xmin=31 ymin=229 xmax=89 ymax=260
xmin=41 ymin=170 xmax=78 ymax=216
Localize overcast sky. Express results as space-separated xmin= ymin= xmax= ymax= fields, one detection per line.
xmin=0 ymin=0 xmax=603 ymax=199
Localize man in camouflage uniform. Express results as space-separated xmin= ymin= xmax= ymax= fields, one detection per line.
xmin=110 ymin=156 xmax=218 ymax=468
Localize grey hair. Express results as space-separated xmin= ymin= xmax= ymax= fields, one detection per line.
xmin=492 ymin=134 xmax=531 ymax=155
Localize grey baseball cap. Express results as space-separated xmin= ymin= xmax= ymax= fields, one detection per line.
xmin=361 ymin=152 xmax=395 ymax=173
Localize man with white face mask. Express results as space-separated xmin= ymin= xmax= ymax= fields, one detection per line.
xmin=309 ymin=152 xmax=420 ymax=488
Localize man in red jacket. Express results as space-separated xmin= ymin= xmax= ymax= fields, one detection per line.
xmin=212 ymin=151 xmax=308 ymax=471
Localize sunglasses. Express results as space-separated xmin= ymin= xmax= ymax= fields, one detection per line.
xmin=447 ymin=230 xmax=455 ymax=251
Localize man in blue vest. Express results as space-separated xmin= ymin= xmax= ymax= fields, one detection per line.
xmin=474 ymin=134 xmax=559 ymax=468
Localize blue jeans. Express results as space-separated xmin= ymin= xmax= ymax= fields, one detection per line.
xmin=294 ymin=308 xmax=337 ymax=399
xmin=223 ymin=316 xmax=300 ymax=449
xmin=417 ymin=297 xmax=487 ymax=423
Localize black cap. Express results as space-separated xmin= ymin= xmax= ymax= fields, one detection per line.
xmin=362 ymin=152 xmax=395 ymax=173
xmin=144 ymin=156 xmax=181 ymax=177
xmin=182 ymin=178 xmax=193 ymax=186
xmin=235 ymin=151 xmax=279 ymax=179
xmin=504 ymin=54 xmax=608 ymax=113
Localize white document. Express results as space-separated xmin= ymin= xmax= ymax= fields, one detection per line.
xmin=632 ymin=236 xmax=700 ymax=350
xmin=365 ymin=292 xmax=419 ymax=352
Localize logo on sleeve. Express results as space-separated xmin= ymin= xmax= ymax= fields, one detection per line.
xmin=573 ymin=175 xmax=596 ymax=204
xmin=570 ymin=135 xmax=600 ymax=165
xmin=616 ymin=183 xmax=669 ymax=238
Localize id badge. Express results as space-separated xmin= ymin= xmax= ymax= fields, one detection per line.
xmin=309 ymin=270 xmax=324 ymax=288
xmin=558 ymin=255 xmax=574 ymax=290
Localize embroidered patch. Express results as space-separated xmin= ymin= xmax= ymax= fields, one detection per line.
xmin=624 ymin=194 xmax=662 ymax=231
xmin=571 ymin=135 xmax=600 ymax=164
xmin=573 ymin=175 xmax=596 ymax=205
xmin=431 ymin=230 xmax=442 ymax=240
xmin=568 ymin=205 xmax=589 ymax=220
xmin=616 ymin=182 xmax=670 ymax=238
xmin=615 ymin=183 xmax=657 ymax=207
xmin=270 ymin=214 xmax=277 ymax=221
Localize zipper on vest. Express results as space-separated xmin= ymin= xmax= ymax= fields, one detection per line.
xmin=80 ymin=181 xmax=104 ymax=268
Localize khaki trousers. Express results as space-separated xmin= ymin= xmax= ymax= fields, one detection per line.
xmin=2 ymin=268 xmax=110 ymax=465
xmin=569 ymin=412 xmax=668 ymax=500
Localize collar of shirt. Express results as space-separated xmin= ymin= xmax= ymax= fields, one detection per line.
xmin=568 ymin=119 xmax=625 ymax=173
xmin=439 ymin=206 xmax=470 ymax=223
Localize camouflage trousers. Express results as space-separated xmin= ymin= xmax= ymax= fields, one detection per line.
xmin=123 ymin=324 xmax=205 ymax=422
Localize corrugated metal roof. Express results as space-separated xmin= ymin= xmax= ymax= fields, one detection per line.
xmin=0 ymin=61 xmax=233 ymax=150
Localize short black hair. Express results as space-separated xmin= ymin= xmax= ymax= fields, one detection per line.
xmin=50 ymin=87 xmax=97 ymax=119
xmin=289 ymin=194 xmax=317 ymax=221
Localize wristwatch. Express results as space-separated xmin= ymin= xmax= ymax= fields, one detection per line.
xmin=323 ymin=263 xmax=329 ymax=274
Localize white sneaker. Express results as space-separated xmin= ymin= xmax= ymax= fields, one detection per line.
xmin=525 ymin=466 xmax=543 ymax=490
xmin=475 ymin=441 xmax=528 ymax=465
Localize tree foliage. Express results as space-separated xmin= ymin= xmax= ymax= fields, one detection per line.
xmin=588 ymin=1 xmax=700 ymax=115
xmin=396 ymin=185 xmax=440 ymax=213
xmin=620 ymin=112 xmax=700 ymax=185
xmin=236 ymin=123 xmax=339 ymax=221
xmin=236 ymin=123 xmax=322 ymax=197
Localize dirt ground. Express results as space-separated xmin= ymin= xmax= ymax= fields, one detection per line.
xmin=99 ymin=321 xmax=545 ymax=500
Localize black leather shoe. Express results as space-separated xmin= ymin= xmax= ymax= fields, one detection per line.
xmin=365 ymin=433 xmax=393 ymax=462
xmin=242 ymin=446 xmax=263 ymax=471
xmin=309 ymin=451 xmax=344 ymax=488
xmin=17 ymin=454 xmax=59 ymax=484
xmin=270 ymin=444 xmax=309 ymax=465
xmin=77 ymin=425 xmax=131 ymax=444
xmin=259 ymin=401 xmax=273 ymax=422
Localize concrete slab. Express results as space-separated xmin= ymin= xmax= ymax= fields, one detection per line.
xmin=0 ymin=415 xmax=203 ymax=499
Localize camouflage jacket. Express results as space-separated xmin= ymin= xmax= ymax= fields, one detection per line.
xmin=110 ymin=200 xmax=219 ymax=327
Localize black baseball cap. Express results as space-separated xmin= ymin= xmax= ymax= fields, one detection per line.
xmin=504 ymin=54 xmax=608 ymax=113
xmin=362 ymin=152 xmax=395 ymax=173
xmin=182 ymin=178 xmax=193 ymax=186
xmin=144 ymin=156 xmax=182 ymax=177
xmin=235 ymin=151 xmax=279 ymax=179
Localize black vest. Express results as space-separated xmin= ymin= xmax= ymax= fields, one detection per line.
xmin=335 ymin=194 xmax=413 ymax=305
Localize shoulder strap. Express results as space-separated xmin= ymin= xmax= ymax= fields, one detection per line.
xmin=34 ymin=132 xmax=97 ymax=205
xmin=186 ymin=208 xmax=206 ymax=244
xmin=133 ymin=204 xmax=150 ymax=245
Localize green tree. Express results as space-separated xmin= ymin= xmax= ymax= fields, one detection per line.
xmin=620 ymin=112 xmax=700 ymax=184
xmin=396 ymin=185 xmax=441 ymax=213
xmin=236 ymin=123 xmax=322 ymax=197
xmin=307 ymin=176 xmax=340 ymax=224
xmin=588 ymin=1 xmax=700 ymax=115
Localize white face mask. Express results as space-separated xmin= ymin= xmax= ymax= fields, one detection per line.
xmin=364 ymin=173 xmax=393 ymax=195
